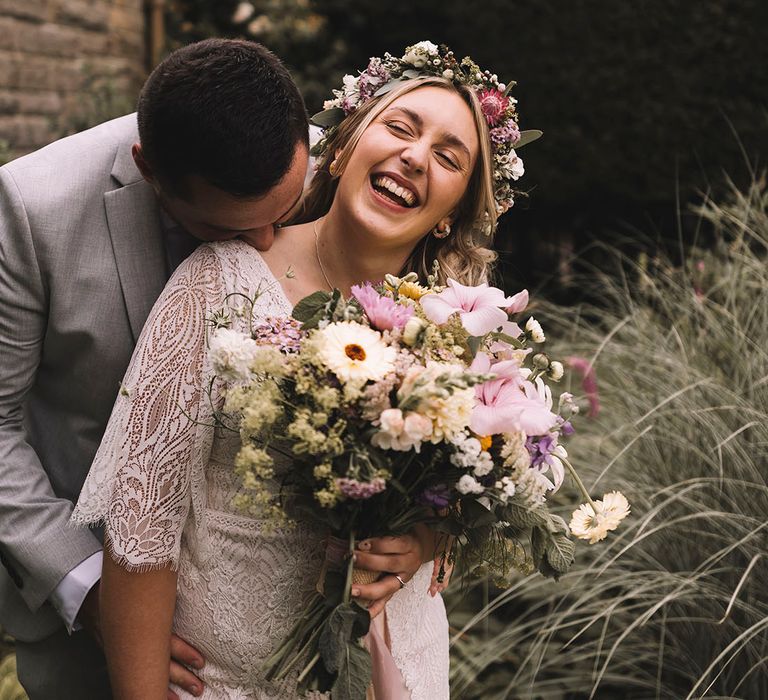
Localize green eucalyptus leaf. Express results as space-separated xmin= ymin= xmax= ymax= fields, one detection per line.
xmin=332 ymin=639 xmax=372 ymax=700
xmin=373 ymin=78 xmax=408 ymax=98
xmin=530 ymin=525 xmax=546 ymax=568
xmin=545 ymin=532 xmax=576 ymax=574
xmin=319 ymin=602 xmax=368 ymax=674
xmin=514 ymin=130 xmax=543 ymax=150
xmin=311 ymin=108 xmax=345 ymax=128
xmin=401 ymin=69 xmax=421 ymax=79
xmin=505 ymin=502 xmax=548 ymax=529
xmin=293 ymin=291 xmax=332 ymax=328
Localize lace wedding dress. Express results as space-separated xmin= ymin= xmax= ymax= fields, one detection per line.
xmin=71 ymin=240 xmax=450 ymax=700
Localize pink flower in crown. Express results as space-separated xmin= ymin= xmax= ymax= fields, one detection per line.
xmin=470 ymin=352 xmax=558 ymax=437
xmin=351 ymin=283 xmax=414 ymax=331
xmin=420 ymin=279 xmax=519 ymax=336
xmin=490 ymin=121 xmax=521 ymax=145
xmin=477 ymin=89 xmax=510 ymax=127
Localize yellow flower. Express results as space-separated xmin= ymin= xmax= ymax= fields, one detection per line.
xmin=315 ymin=321 xmax=396 ymax=385
xmin=398 ymin=280 xmax=429 ymax=301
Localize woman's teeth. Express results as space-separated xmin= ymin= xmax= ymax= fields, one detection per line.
xmin=372 ymin=176 xmax=417 ymax=207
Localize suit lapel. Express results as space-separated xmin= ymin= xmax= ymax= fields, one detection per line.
xmin=105 ymin=135 xmax=168 ymax=343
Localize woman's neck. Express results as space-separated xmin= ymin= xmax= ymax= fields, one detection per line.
xmin=314 ymin=210 xmax=413 ymax=294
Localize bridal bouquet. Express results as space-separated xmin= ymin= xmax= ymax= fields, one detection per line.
xmin=207 ymin=271 xmax=629 ymax=698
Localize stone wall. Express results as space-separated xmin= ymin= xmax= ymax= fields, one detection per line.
xmin=0 ymin=0 xmax=146 ymax=159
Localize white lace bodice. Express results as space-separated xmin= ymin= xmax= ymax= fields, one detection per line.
xmin=72 ymin=240 xmax=449 ymax=699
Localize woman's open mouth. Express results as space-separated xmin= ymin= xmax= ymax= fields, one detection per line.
xmin=370 ymin=174 xmax=419 ymax=209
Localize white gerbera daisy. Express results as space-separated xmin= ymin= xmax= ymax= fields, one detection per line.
xmin=315 ymin=321 xmax=396 ymax=385
xmin=600 ymin=491 xmax=631 ymax=527
xmin=569 ymin=491 xmax=630 ymax=544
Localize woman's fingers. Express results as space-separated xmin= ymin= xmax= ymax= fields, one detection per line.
xmin=353 ymin=550 xmax=412 ymax=574
xmin=170 ymin=633 xmax=205 ymax=669
xmin=169 ymin=634 xmax=205 ymax=697
xmin=169 ymin=661 xmax=204 ymax=697
xmin=366 ymin=592 xmax=395 ymax=619
xmin=351 ymin=573 xmax=408 ymax=602
xmin=358 ymin=533 xmax=415 ymax=554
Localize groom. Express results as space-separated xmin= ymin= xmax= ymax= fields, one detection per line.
xmin=0 ymin=39 xmax=310 ymax=699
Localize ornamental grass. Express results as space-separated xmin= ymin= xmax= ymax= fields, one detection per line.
xmin=448 ymin=176 xmax=768 ymax=699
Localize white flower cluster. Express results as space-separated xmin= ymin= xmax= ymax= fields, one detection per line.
xmin=494 ymin=150 xmax=525 ymax=182
xmin=398 ymin=362 xmax=476 ymax=443
xmin=402 ymin=40 xmax=439 ymax=68
xmin=209 ymin=329 xmax=259 ymax=383
xmin=450 ymin=431 xmax=494 ymax=476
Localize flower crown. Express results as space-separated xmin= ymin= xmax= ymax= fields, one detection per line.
xmin=311 ymin=40 xmax=542 ymax=223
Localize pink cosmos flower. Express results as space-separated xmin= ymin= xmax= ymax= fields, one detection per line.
xmin=420 ymin=279 xmax=520 ymax=336
xmin=352 ymin=283 xmax=414 ymax=331
xmin=470 ymin=352 xmax=558 ymax=436
xmin=477 ymin=89 xmax=510 ymax=126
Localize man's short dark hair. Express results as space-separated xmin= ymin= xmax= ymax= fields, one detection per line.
xmin=137 ymin=39 xmax=308 ymax=198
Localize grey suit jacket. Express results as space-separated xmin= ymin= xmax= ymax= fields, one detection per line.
xmin=0 ymin=114 xmax=169 ymax=641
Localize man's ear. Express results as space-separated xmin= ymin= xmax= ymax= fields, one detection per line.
xmin=131 ymin=143 xmax=156 ymax=185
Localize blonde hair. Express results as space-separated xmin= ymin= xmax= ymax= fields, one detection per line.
xmin=296 ymin=77 xmax=498 ymax=285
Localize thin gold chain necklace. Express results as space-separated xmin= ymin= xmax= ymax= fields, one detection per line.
xmin=313 ymin=219 xmax=335 ymax=292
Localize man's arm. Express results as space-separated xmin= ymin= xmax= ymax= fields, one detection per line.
xmin=0 ymin=167 xmax=103 ymax=611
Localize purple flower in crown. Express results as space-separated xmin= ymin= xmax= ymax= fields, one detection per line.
xmin=490 ymin=122 xmax=521 ymax=145
xmin=335 ymin=477 xmax=386 ymax=500
xmin=358 ymin=58 xmax=392 ymax=101
xmin=419 ymin=484 xmax=451 ymax=508
xmin=253 ymin=316 xmax=303 ymax=354
xmin=351 ymin=283 xmax=414 ymax=331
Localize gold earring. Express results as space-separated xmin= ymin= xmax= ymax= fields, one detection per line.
xmin=432 ymin=221 xmax=451 ymax=239
xmin=329 ymin=158 xmax=339 ymax=177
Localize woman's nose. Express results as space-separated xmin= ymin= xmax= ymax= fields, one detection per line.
xmin=399 ymin=141 xmax=428 ymax=174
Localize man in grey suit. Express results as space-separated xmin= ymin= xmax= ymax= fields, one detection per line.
xmin=0 ymin=38 xmax=309 ymax=699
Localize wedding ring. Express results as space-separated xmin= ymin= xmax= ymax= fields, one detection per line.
xmin=394 ymin=574 xmax=406 ymax=589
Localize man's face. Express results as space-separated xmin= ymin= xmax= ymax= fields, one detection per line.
xmin=142 ymin=142 xmax=308 ymax=251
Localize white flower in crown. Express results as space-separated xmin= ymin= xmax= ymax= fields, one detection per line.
xmin=315 ymin=321 xmax=397 ymax=385
xmin=402 ymin=41 xmax=439 ymax=68
xmin=495 ymin=150 xmax=525 ymax=181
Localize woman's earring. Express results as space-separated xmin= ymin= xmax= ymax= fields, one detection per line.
xmin=329 ymin=158 xmax=339 ymax=177
xmin=432 ymin=221 xmax=451 ymax=239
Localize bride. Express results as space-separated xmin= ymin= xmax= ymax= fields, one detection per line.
xmin=72 ymin=41 xmax=528 ymax=699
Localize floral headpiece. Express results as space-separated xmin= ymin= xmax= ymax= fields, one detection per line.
xmin=312 ymin=40 xmax=542 ymax=221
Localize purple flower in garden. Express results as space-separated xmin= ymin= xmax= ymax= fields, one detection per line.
xmin=335 ymin=477 xmax=387 ymax=500
xmin=560 ymin=420 xmax=575 ymax=436
xmin=351 ymin=283 xmax=414 ymax=331
xmin=253 ymin=316 xmax=303 ymax=353
xmin=419 ymin=484 xmax=452 ymax=508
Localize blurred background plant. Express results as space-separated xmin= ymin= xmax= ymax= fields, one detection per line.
xmin=446 ymin=176 xmax=768 ymax=699
xmin=0 ymin=631 xmax=25 ymax=700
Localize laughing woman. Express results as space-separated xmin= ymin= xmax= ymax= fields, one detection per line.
xmin=72 ymin=41 xmax=533 ymax=700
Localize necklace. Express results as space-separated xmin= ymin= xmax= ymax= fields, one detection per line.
xmin=313 ymin=219 xmax=335 ymax=291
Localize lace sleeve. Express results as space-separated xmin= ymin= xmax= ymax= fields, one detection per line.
xmin=71 ymin=245 xmax=224 ymax=571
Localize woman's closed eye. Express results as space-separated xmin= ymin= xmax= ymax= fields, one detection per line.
xmin=435 ymin=151 xmax=461 ymax=170
xmin=385 ymin=120 xmax=413 ymax=137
